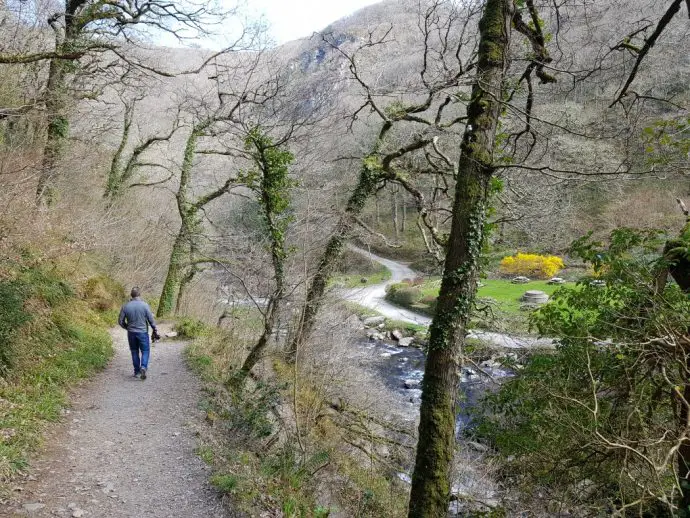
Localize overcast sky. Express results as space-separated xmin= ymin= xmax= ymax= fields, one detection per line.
xmin=247 ymin=0 xmax=382 ymax=44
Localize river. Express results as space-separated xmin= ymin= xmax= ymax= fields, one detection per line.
xmin=339 ymin=245 xmax=544 ymax=511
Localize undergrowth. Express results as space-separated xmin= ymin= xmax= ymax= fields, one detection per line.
xmin=185 ymin=319 xmax=409 ymax=517
xmin=0 ymin=251 xmax=122 ymax=491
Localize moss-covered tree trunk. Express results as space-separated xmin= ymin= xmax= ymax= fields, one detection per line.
xmin=408 ymin=1 xmax=512 ymax=516
xmin=285 ymin=160 xmax=382 ymax=363
xmin=104 ymin=101 xmax=134 ymax=199
xmin=35 ymin=59 xmax=69 ymax=204
xmin=156 ymin=123 xmax=207 ymax=317
xmin=157 ymin=229 xmax=189 ymax=317
xmin=35 ymin=1 xmax=83 ymax=205
xmin=234 ymin=129 xmax=293 ymax=384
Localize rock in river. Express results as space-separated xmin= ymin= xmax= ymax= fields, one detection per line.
xmin=363 ymin=315 xmax=385 ymax=327
xmin=398 ymin=337 xmax=415 ymax=347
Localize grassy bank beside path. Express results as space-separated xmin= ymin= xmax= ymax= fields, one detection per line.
xmin=0 ymin=256 xmax=122 ymax=490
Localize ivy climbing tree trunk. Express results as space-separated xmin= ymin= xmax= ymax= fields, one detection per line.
xmin=158 ymin=230 xmax=189 ymax=317
xmin=285 ymin=159 xmax=382 ymax=363
xmin=157 ymin=118 xmax=233 ymax=318
xmin=157 ymin=124 xmax=203 ymax=317
xmin=234 ymin=128 xmax=294 ymax=385
xmin=34 ymin=0 xmax=88 ymax=205
xmin=408 ymin=1 xmax=512 ymax=516
xmin=104 ymin=99 xmax=178 ymax=200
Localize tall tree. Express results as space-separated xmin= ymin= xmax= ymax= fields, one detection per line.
xmin=408 ymin=0 xmax=688 ymax=514
xmin=233 ymin=128 xmax=295 ymax=384
xmin=156 ymin=115 xmax=237 ymax=317
xmin=407 ymin=1 xmax=513 ymax=515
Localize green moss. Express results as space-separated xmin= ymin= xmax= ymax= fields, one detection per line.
xmin=478 ymin=0 xmax=509 ymax=66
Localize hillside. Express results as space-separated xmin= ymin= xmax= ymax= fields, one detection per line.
xmin=1 ymin=0 xmax=689 ymax=516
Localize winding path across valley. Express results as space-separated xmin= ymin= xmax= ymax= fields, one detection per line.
xmin=342 ymin=245 xmax=432 ymax=326
xmin=3 ymin=327 xmax=227 ymax=518
xmin=343 ymin=245 xmax=553 ymax=349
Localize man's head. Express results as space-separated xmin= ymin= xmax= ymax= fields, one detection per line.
xmin=131 ymin=287 xmax=141 ymax=299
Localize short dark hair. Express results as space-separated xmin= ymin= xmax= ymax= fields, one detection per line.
xmin=131 ymin=287 xmax=140 ymax=298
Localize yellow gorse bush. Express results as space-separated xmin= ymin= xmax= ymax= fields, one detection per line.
xmin=499 ymin=253 xmax=565 ymax=279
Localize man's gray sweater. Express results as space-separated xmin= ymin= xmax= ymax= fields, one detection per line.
xmin=118 ymin=298 xmax=157 ymax=333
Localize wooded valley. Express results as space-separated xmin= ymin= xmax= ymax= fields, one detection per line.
xmin=1 ymin=0 xmax=689 ymax=516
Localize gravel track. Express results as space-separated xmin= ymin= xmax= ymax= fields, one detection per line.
xmin=3 ymin=327 xmax=228 ymax=518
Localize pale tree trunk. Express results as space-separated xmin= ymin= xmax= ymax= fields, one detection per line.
xmin=401 ymin=193 xmax=407 ymax=233
xmin=408 ymin=1 xmax=512 ymax=516
xmin=391 ymin=185 xmax=400 ymax=240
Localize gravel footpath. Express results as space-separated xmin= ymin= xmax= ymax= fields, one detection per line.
xmin=3 ymin=327 xmax=228 ymax=518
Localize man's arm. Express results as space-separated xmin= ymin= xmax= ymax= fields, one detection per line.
xmin=118 ymin=306 xmax=128 ymax=330
xmin=145 ymin=305 xmax=157 ymax=331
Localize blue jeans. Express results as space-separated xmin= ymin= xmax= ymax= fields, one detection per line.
xmin=127 ymin=331 xmax=150 ymax=374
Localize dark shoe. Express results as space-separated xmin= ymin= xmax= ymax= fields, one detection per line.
xmin=132 ymin=372 xmax=140 ymax=378
xmin=140 ymin=367 xmax=147 ymax=380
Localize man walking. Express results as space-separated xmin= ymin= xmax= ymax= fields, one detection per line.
xmin=118 ymin=287 xmax=159 ymax=380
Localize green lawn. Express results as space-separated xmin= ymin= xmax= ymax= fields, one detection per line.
xmin=410 ymin=278 xmax=570 ymax=315
xmin=477 ymin=279 xmax=565 ymax=313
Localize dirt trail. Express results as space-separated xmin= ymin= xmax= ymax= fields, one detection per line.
xmin=3 ymin=327 xmax=228 ymax=518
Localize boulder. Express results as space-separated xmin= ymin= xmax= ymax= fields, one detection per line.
xmin=391 ymin=329 xmax=404 ymax=341
xmin=467 ymin=441 xmax=489 ymax=453
xmin=521 ymin=290 xmax=549 ymax=304
xmin=344 ymin=314 xmax=362 ymax=329
xmin=398 ymin=337 xmax=415 ymax=347
xmin=511 ymin=276 xmax=530 ymax=284
xmin=404 ymin=379 xmax=421 ymax=389
xmin=362 ymin=315 xmax=385 ymax=327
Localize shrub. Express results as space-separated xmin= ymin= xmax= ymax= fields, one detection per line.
xmin=210 ymin=473 xmax=239 ymax=493
xmin=82 ymin=275 xmax=125 ymax=312
xmin=419 ymin=294 xmax=438 ymax=314
xmin=385 ymin=282 xmax=423 ymax=306
xmin=174 ymin=317 xmax=209 ymax=338
xmin=499 ymin=252 xmax=565 ymax=279
xmin=0 ymin=279 xmax=31 ymax=373
xmin=336 ymin=249 xmax=383 ymax=275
